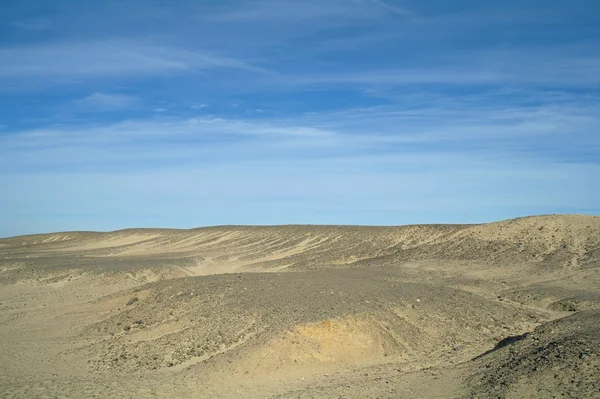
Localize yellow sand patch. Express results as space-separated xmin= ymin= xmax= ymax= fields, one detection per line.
xmin=232 ymin=314 xmax=402 ymax=382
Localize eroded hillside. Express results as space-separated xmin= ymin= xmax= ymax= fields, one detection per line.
xmin=1 ymin=214 xmax=599 ymax=398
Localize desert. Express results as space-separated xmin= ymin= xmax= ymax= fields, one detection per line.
xmin=1 ymin=214 xmax=599 ymax=398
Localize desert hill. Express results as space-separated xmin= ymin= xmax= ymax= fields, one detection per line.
xmin=1 ymin=214 xmax=599 ymax=398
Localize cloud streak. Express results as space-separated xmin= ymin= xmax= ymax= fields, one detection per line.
xmin=2 ymin=96 xmax=598 ymax=173
xmin=0 ymin=39 xmax=268 ymax=90
xmin=73 ymin=93 xmax=139 ymax=112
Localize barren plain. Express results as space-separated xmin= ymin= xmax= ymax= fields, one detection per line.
xmin=1 ymin=214 xmax=599 ymax=398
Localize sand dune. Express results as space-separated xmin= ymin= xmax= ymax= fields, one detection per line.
xmin=1 ymin=214 xmax=599 ymax=398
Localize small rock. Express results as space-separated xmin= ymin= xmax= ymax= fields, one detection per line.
xmin=126 ymin=297 xmax=139 ymax=306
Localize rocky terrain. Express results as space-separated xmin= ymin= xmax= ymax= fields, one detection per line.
xmin=0 ymin=214 xmax=599 ymax=398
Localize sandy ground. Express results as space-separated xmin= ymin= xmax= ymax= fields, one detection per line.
xmin=0 ymin=214 xmax=599 ymax=398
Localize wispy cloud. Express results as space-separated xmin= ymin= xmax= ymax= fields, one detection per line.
xmin=12 ymin=19 xmax=51 ymax=31
xmin=0 ymin=39 xmax=268 ymax=91
xmin=367 ymin=0 xmax=410 ymax=16
xmin=2 ymin=96 xmax=598 ymax=173
xmin=271 ymin=46 xmax=600 ymax=87
xmin=206 ymin=0 xmax=397 ymax=21
xmin=74 ymin=93 xmax=139 ymax=112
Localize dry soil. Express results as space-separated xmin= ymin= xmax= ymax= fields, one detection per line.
xmin=1 ymin=214 xmax=599 ymax=398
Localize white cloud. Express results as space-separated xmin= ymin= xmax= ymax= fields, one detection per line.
xmin=1 ymin=97 xmax=598 ymax=173
xmin=75 ymin=93 xmax=139 ymax=111
xmin=191 ymin=103 xmax=211 ymax=109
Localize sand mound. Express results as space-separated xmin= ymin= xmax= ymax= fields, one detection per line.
xmin=76 ymin=269 xmax=540 ymax=380
xmin=222 ymin=313 xmax=408 ymax=383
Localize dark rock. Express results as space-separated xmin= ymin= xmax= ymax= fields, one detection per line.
xmin=126 ymin=297 xmax=139 ymax=306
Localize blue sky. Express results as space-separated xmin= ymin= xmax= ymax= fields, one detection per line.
xmin=1 ymin=0 xmax=599 ymax=236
